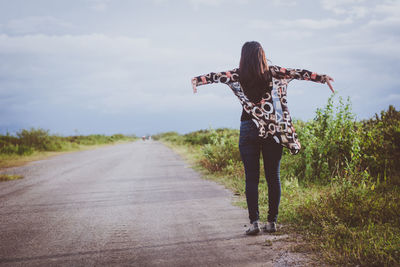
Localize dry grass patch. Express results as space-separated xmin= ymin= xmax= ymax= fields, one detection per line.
xmin=0 ymin=174 xmax=23 ymax=182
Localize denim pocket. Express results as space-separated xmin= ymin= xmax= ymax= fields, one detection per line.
xmin=239 ymin=121 xmax=258 ymax=147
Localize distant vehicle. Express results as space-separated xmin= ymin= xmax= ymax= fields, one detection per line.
xmin=142 ymin=135 xmax=152 ymax=141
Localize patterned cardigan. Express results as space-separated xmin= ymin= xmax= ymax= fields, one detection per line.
xmin=193 ymin=65 xmax=328 ymax=155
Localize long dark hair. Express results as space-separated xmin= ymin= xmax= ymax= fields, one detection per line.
xmin=239 ymin=41 xmax=269 ymax=101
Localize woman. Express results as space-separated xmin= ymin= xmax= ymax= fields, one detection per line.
xmin=191 ymin=41 xmax=334 ymax=235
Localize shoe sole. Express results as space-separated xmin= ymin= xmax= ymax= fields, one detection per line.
xmin=263 ymin=227 xmax=276 ymax=233
xmin=245 ymin=228 xmax=260 ymax=235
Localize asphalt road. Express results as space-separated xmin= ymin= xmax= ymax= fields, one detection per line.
xmin=0 ymin=141 xmax=312 ymax=266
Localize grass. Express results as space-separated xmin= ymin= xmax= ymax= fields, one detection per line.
xmin=0 ymin=137 xmax=136 ymax=183
xmin=0 ymin=174 xmax=23 ymax=182
xmin=160 ymin=138 xmax=400 ymax=266
xmin=0 ymin=129 xmax=137 ymax=170
xmin=0 ymin=141 xmax=132 ymax=170
xmin=154 ymin=101 xmax=400 ymax=266
xmin=289 ymin=181 xmax=400 ymax=266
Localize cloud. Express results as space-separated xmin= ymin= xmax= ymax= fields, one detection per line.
xmin=0 ymin=33 xmax=150 ymax=59
xmin=188 ymin=0 xmax=227 ymax=8
xmin=187 ymin=0 xmax=250 ymax=8
xmin=86 ymin=0 xmax=111 ymax=11
xmin=0 ymin=16 xmax=74 ymax=35
xmin=0 ymin=34 xmax=159 ymax=113
xmin=271 ymin=0 xmax=297 ymax=6
xmin=321 ymin=0 xmax=368 ymax=17
xmin=0 ymin=0 xmax=398 ymax=135
xmin=375 ymin=0 xmax=400 ymax=17
xmin=321 ymin=0 xmax=400 ymax=20
xmin=290 ymin=18 xmax=353 ymax=29
xmin=249 ymin=18 xmax=353 ymax=31
xmin=327 ymin=15 xmax=400 ymax=63
xmin=0 ymin=32 xmax=231 ymax=120
xmin=384 ymin=93 xmax=400 ymax=103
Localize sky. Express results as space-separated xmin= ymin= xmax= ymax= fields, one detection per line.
xmin=0 ymin=0 xmax=399 ymax=136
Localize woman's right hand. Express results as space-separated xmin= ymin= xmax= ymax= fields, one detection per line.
xmin=325 ymin=75 xmax=335 ymax=93
xmin=191 ymin=78 xmax=198 ymax=94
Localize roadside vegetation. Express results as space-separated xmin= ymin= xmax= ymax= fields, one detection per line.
xmin=0 ymin=128 xmax=137 ymax=170
xmin=0 ymin=174 xmax=23 ymax=181
xmin=154 ymin=95 xmax=399 ymax=266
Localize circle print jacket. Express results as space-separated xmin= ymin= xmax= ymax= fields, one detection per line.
xmin=193 ymin=65 xmax=329 ymax=155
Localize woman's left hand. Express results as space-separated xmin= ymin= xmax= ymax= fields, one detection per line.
xmin=191 ymin=78 xmax=198 ymax=94
xmin=326 ymin=75 xmax=335 ymax=93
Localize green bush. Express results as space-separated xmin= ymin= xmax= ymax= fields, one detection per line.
xmin=294 ymin=179 xmax=399 ymax=266
xmin=155 ymin=96 xmax=400 ymax=266
xmin=0 ymin=128 xmax=135 ymax=156
xmin=359 ymin=105 xmax=400 ymax=185
xmin=200 ymin=128 xmax=241 ymax=172
xmin=17 ymin=128 xmax=59 ymax=151
xmin=184 ymin=129 xmax=214 ymax=145
xmin=290 ymin=94 xmax=360 ymax=184
xmin=153 ymin=132 xmax=184 ymax=144
xmin=183 ymin=128 xmax=237 ymax=146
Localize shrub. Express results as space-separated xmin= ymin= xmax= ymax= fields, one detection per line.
xmin=16 ymin=128 xmax=64 ymax=151
xmin=294 ymin=179 xmax=399 ymax=266
xmin=286 ymin=94 xmax=361 ymax=184
xmin=0 ymin=129 xmax=135 ymax=156
xmin=183 ymin=129 xmax=214 ymax=145
xmin=153 ymin=132 xmax=184 ymax=144
xmin=154 ymin=98 xmax=400 ymax=266
xmin=200 ymin=128 xmax=241 ymax=172
xmin=359 ymin=105 xmax=400 ymax=185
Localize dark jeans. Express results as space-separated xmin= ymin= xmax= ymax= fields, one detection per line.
xmin=239 ymin=120 xmax=283 ymax=224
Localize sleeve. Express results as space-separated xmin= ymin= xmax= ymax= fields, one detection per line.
xmin=193 ymin=68 xmax=239 ymax=86
xmin=269 ymin=65 xmax=328 ymax=83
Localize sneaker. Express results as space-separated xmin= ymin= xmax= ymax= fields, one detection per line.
xmin=245 ymin=220 xmax=260 ymax=235
xmin=263 ymin=221 xmax=277 ymax=233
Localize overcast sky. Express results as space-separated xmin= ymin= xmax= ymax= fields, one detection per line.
xmin=0 ymin=0 xmax=399 ymax=136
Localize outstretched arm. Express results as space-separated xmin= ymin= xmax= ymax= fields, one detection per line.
xmin=270 ymin=65 xmax=334 ymax=93
xmin=191 ymin=69 xmax=239 ymax=94
xmin=325 ymin=76 xmax=335 ymax=93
